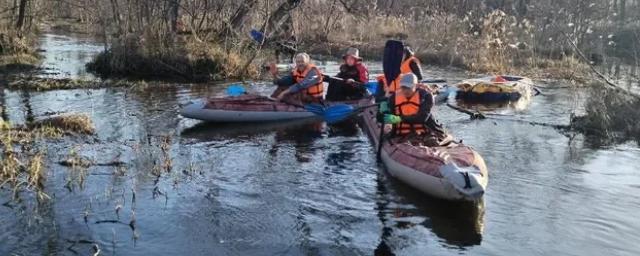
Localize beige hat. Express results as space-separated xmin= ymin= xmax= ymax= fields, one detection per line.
xmin=399 ymin=73 xmax=417 ymax=89
xmin=342 ymin=47 xmax=362 ymax=60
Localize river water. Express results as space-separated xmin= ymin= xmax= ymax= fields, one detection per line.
xmin=1 ymin=34 xmax=639 ymax=256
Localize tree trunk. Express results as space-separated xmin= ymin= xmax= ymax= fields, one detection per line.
xmin=16 ymin=0 xmax=28 ymax=30
xmin=263 ymin=0 xmax=303 ymax=39
xmin=619 ymin=0 xmax=627 ymax=28
xmin=218 ymin=0 xmax=258 ymax=38
xmin=230 ymin=0 xmax=258 ymax=31
xmin=110 ymin=0 xmax=122 ymax=35
xmin=170 ymin=0 xmax=180 ymax=32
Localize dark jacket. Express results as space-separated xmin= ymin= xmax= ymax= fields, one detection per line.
xmin=404 ymin=55 xmax=423 ymax=81
xmin=325 ymin=62 xmax=369 ymax=101
xmin=336 ymin=62 xmax=368 ymax=84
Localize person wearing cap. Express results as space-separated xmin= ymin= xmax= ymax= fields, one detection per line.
xmin=379 ymin=73 xmax=438 ymax=137
xmin=325 ymin=47 xmax=369 ymax=101
xmin=376 ymin=46 xmax=424 ymax=99
xmin=270 ymin=52 xmax=324 ymax=103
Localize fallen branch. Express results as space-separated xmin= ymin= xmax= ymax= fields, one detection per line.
xmin=560 ymin=31 xmax=639 ymax=99
xmin=446 ymin=103 xmax=569 ymax=129
xmin=446 ymin=103 xmax=486 ymax=119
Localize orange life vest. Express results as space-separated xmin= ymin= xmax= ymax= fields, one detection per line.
xmin=377 ymin=73 xmax=409 ymax=95
xmin=400 ymin=56 xmax=420 ymax=74
xmin=292 ymin=64 xmax=324 ymax=99
xmin=491 ymin=75 xmax=507 ymax=83
xmin=394 ymin=91 xmax=426 ymax=135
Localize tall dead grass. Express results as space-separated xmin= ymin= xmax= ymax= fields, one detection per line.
xmin=298 ymin=9 xmax=590 ymax=80
xmin=0 ymin=113 xmax=96 ymax=201
xmin=0 ymin=122 xmax=53 ymax=201
xmin=572 ymin=88 xmax=640 ymax=143
xmin=87 ymin=31 xmax=258 ymax=81
xmin=0 ymin=28 xmax=40 ymax=70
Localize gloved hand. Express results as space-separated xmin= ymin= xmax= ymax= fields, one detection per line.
xmin=379 ymin=102 xmax=390 ymax=113
xmin=384 ymin=114 xmax=402 ymax=124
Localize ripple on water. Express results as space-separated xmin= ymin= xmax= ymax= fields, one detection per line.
xmin=3 ymin=38 xmax=640 ymax=256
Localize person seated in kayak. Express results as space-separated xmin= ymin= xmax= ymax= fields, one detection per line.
xmin=325 ymin=47 xmax=369 ymax=101
xmin=379 ymin=73 xmax=447 ymax=146
xmin=376 ymin=46 xmax=424 ymax=99
xmin=269 ymin=53 xmax=324 ymax=104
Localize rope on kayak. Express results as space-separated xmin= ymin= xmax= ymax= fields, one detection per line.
xmin=461 ymin=172 xmax=472 ymax=189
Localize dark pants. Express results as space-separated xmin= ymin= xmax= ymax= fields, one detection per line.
xmin=271 ymin=86 xmax=322 ymax=104
xmin=326 ymin=80 xmax=366 ymax=101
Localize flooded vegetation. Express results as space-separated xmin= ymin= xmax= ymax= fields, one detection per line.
xmin=1 ymin=0 xmax=640 ymax=255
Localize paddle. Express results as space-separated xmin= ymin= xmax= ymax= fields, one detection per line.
xmin=250 ymin=29 xmax=265 ymax=45
xmin=377 ymin=40 xmax=405 ymax=161
xmin=302 ymin=75 xmax=378 ymax=123
xmin=226 ymin=84 xmax=247 ymax=96
xmin=322 ymin=74 xmax=379 ymax=95
xmin=223 ymin=83 xmax=363 ymax=123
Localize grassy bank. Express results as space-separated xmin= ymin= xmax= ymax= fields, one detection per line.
xmin=1 ymin=113 xmax=95 ymax=201
xmin=0 ymin=30 xmax=40 ymax=73
xmin=302 ymin=10 xmax=592 ymax=82
xmin=86 ymin=35 xmax=259 ymax=82
xmin=571 ymin=88 xmax=640 ymax=144
xmin=5 ymin=76 xmax=150 ymax=91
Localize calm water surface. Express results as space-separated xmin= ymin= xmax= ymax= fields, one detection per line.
xmin=0 ymin=34 xmax=639 ymax=256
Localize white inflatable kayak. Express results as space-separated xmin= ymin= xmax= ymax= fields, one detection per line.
xmin=181 ymin=95 xmax=371 ymax=123
xmin=360 ymin=107 xmax=488 ymax=201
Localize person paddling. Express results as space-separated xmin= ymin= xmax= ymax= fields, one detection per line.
xmin=376 ymin=45 xmax=424 ymax=98
xmin=325 ymin=47 xmax=369 ymax=101
xmin=379 ymin=73 xmax=447 ymax=146
xmin=400 ymin=46 xmax=423 ymax=81
xmin=270 ymin=53 xmax=324 ymax=104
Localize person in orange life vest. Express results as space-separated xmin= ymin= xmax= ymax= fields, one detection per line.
xmin=400 ymin=46 xmax=423 ymax=81
xmin=325 ymin=47 xmax=369 ymax=101
xmin=269 ymin=53 xmax=324 ymax=103
xmin=379 ymin=73 xmax=435 ymax=137
xmin=375 ymin=47 xmax=424 ymax=99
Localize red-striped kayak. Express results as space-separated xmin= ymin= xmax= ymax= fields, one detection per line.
xmin=181 ymin=95 xmax=372 ymax=123
xmin=359 ymin=106 xmax=488 ymax=201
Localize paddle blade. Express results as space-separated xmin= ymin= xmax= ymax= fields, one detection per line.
xmin=250 ymin=29 xmax=265 ymax=44
xmin=323 ymin=104 xmax=355 ymax=123
xmin=226 ymin=84 xmax=246 ymax=96
xmin=383 ymin=40 xmax=405 ymax=85
xmin=365 ymin=81 xmax=378 ymax=95
xmin=303 ymin=103 xmax=326 ymax=116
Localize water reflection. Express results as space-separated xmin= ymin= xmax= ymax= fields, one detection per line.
xmin=1 ymin=32 xmax=640 ymax=256
xmin=375 ymin=170 xmax=484 ymax=255
xmin=37 ymin=33 xmax=103 ymax=80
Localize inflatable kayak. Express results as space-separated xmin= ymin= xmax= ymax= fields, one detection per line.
xmin=420 ymin=79 xmax=452 ymax=103
xmin=359 ymin=107 xmax=488 ymax=201
xmin=456 ymin=75 xmax=533 ymax=102
xmin=180 ymin=95 xmax=371 ymax=122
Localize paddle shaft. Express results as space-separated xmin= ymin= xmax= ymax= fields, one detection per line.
xmin=322 ymin=75 xmax=364 ymax=87
xmin=377 ymin=40 xmax=404 ymax=161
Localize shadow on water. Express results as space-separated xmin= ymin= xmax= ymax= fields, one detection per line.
xmin=180 ymin=119 xmax=323 ymax=142
xmin=374 ymin=168 xmax=484 ymax=255
xmin=3 ymin=32 xmax=640 ymax=255
xmin=327 ymin=119 xmax=362 ymax=139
